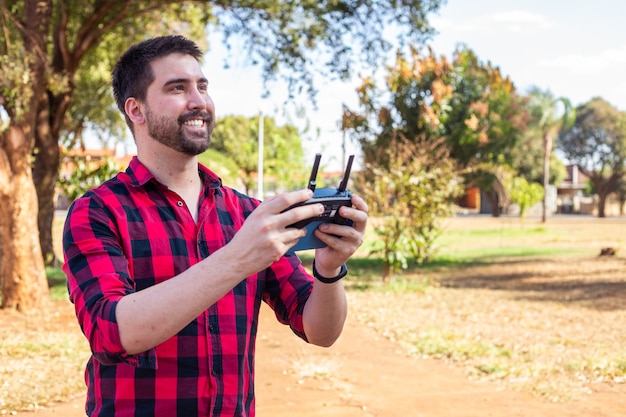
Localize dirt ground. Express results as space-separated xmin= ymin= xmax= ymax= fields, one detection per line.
xmin=10 ymin=215 xmax=626 ymax=416
xmin=16 ymin=302 xmax=626 ymax=417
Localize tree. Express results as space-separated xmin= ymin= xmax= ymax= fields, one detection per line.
xmin=0 ymin=0 xmax=444 ymax=311
xmin=616 ymin=174 xmax=626 ymax=215
xmin=524 ymin=87 xmax=575 ymax=222
xmin=343 ymin=46 xmax=462 ymax=281
xmin=442 ymin=46 xmax=529 ymax=216
xmin=509 ymin=126 xmax=567 ymax=188
xmin=509 ymin=176 xmax=544 ymax=219
xmin=558 ymin=98 xmax=626 ymax=218
xmin=355 ymin=135 xmax=461 ymax=283
xmin=210 ymin=115 xmax=306 ymax=195
xmin=0 ymin=1 xmax=212 ymax=311
xmin=344 ymin=44 xmax=455 ymax=164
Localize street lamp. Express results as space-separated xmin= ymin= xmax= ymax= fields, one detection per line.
xmin=257 ymin=109 xmax=264 ymax=199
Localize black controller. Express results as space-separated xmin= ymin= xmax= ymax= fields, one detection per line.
xmin=284 ymin=153 xmax=354 ymax=229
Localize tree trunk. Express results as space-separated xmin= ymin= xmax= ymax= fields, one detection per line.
xmin=0 ymin=127 xmax=50 ymax=311
xmin=597 ymin=192 xmax=607 ymax=218
xmin=33 ymin=107 xmax=61 ymax=267
xmin=486 ymin=191 xmax=501 ymax=217
xmin=382 ymin=262 xmax=392 ymax=284
xmin=541 ymin=133 xmax=552 ymax=223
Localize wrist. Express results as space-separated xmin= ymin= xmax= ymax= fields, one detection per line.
xmin=312 ymin=259 xmax=348 ymax=284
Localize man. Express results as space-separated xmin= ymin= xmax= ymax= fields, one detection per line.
xmin=62 ymin=35 xmax=368 ymax=417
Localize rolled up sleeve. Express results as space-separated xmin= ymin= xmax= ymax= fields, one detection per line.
xmin=63 ymin=195 xmax=157 ymax=369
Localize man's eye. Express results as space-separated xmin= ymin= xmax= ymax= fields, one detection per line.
xmin=171 ymin=85 xmax=184 ymax=91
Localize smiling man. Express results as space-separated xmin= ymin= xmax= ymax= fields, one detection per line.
xmin=62 ymin=35 xmax=368 ymax=417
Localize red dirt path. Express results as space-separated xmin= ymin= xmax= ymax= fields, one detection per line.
xmin=18 ymin=304 xmax=626 ymax=417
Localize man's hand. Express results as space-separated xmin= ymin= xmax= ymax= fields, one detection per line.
xmin=225 ymin=189 xmax=326 ymax=277
xmin=312 ymin=194 xmax=369 ymax=277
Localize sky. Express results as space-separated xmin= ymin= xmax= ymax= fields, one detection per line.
xmin=203 ymin=0 xmax=626 ymax=171
xmin=131 ymin=1 xmax=626 ymax=171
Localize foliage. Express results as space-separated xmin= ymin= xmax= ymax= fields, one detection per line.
xmin=344 ymin=44 xmax=528 ymax=218
xmin=57 ymin=157 xmax=122 ymax=203
xmin=197 ymin=148 xmax=242 ymax=189
xmin=210 ymin=115 xmax=306 ymax=195
xmin=509 ymin=126 xmax=567 ymax=186
xmin=509 ymin=177 xmax=544 ymax=218
xmin=443 ymin=45 xmax=529 ymax=169
xmin=0 ymin=0 xmax=444 ymax=309
xmin=345 ymin=44 xmax=454 ymax=161
xmin=214 ymin=0 xmax=444 ymax=99
xmin=558 ymin=97 xmax=626 ymax=217
xmin=355 ymin=136 xmax=462 ymax=282
xmin=343 ymin=45 xmax=468 ymax=281
xmin=522 ymin=86 xmax=575 ymax=221
xmin=443 ymin=47 xmax=529 ymax=215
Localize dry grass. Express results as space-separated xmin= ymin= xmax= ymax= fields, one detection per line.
xmin=349 ymin=215 xmax=626 ymax=402
xmin=0 ymin=301 xmax=89 ymax=414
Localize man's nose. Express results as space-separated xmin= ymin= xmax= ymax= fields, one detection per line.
xmin=187 ymin=86 xmax=208 ymax=109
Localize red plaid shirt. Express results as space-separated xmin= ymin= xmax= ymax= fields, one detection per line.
xmin=63 ymin=156 xmax=314 ymax=417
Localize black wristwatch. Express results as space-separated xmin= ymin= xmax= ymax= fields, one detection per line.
xmin=312 ymin=259 xmax=348 ymax=284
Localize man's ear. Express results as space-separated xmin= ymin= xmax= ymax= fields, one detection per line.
xmin=125 ymin=98 xmax=145 ymax=125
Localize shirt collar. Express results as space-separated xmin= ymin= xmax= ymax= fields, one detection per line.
xmin=126 ymin=155 xmax=223 ymax=189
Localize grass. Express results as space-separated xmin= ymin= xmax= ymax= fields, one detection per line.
xmin=1 ymin=214 xmax=625 ymax=412
xmin=347 ymin=215 xmax=626 ymax=402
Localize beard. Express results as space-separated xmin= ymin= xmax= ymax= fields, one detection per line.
xmin=145 ymin=107 xmax=214 ymax=156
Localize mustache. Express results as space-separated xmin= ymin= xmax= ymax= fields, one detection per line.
xmin=179 ymin=111 xmax=213 ymax=125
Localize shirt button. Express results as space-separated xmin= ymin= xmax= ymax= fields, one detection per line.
xmin=177 ymin=201 xmax=183 ymax=207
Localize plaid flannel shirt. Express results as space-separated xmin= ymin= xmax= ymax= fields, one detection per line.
xmin=63 ymin=156 xmax=313 ymax=417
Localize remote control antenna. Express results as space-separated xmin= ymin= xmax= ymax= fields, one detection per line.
xmin=337 ymin=154 xmax=355 ymax=192
xmin=307 ymin=153 xmax=322 ymax=191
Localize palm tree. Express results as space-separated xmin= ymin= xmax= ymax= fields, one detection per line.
xmin=526 ymin=87 xmax=576 ymax=222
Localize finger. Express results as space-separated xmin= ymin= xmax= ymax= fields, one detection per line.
xmin=336 ymin=207 xmax=367 ymax=233
xmin=258 ymin=189 xmax=313 ymax=214
xmin=313 ymin=226 xmax=358 ymax=255
xmin=281 ymin=202 xmax=324 ymax=228
xmin=318 ymin=222 xmax=361 ymax=243
xmin=351 ymin=195 xmax=369 ymax=214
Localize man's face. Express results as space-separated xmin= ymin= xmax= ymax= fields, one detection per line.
xmin=143 ymin=53 xmax=216 ymax=155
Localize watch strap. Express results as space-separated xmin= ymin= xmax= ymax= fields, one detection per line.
xmin=312 ymin=260 xmax=348 ymax=284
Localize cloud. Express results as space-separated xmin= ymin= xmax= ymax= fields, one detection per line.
xmin=491 ymin=10 xmax=554 ymax=28
xmin=432 ymin=9 xmax=555 ymax=35
xmin=539 ymin=46 xmax=626 ymax=74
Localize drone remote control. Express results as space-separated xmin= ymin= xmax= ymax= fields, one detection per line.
xmin=284 ymin=153 xmax=355 ymax=251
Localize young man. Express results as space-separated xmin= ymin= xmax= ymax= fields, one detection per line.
xmin=62 ymin=35 xmax=368 ymax=417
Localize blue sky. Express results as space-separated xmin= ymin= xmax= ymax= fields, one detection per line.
xmin=202 ymin=1 xmax=626 ymax=170
xmin=429 ymin=0 xmax=626 ymax=110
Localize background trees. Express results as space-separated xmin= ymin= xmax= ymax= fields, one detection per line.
xmin=356 ymin=136 xmax=461 ymax=282
xmin=2 ymin=1 xmax=624 ymax=299
xmin=442 ymin=46 xmax=529 ymax=216
xmin=210 ymin=115 xmax=306 ymax=195
xmin=0 ymin=0 xmax=444 ymax=310
xmin=343 ymin=45 xmax=462 ymax=280
xmin=558 ymin=98 xmax=626 ymax=218
xmin=1 ymin=1 xmax=213 ymax=311
xmin=523 ymin=87 xmax=575 ymax=222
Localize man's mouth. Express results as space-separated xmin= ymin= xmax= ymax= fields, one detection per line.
xmin=183 ymin=119 xmax=205 ymax=128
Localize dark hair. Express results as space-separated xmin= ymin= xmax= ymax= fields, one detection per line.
xmin=111 ymin=35 xmax=203 ymax=129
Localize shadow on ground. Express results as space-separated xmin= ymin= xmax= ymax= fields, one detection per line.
xmin=436 ymin=255 xmax=626 ymax=311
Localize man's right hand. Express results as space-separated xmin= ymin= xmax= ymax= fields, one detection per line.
xmin=224 ymin=189 xmax=324 ymax=276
